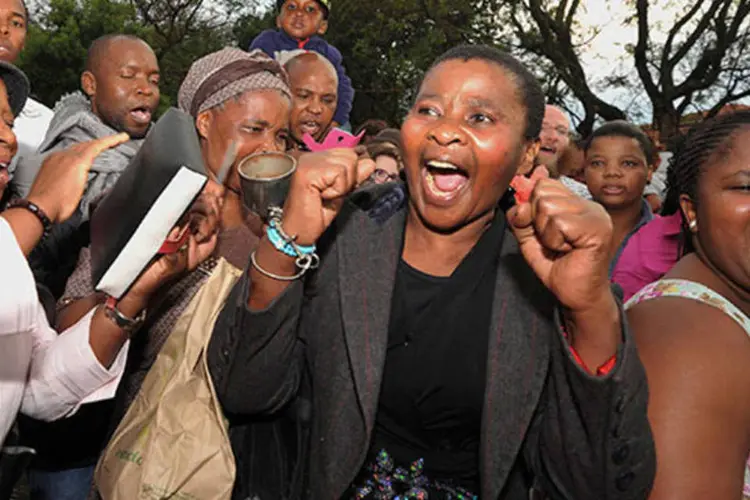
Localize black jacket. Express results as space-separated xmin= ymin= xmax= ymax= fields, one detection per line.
xmin=208 ymin=194 xmax=655 ymax=499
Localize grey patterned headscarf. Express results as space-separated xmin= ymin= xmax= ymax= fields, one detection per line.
xmin=178 ymin=48 xmax=291 ymax=117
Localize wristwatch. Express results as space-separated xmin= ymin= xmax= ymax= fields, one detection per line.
xmin=103 ymin=296 xmax=146 ymax=334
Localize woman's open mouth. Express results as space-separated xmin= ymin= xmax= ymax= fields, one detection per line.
xmin=421 ymin=160 xmax=470 ymax=204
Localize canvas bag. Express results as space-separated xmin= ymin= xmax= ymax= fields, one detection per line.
xmin=95 ymin=258 xmax=241 ymax=499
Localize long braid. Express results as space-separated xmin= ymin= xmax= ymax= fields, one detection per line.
xmin=662 ymin=110 xmax=750 ymax=254
xmin=660 ymin=136 xmax=686 ymax=217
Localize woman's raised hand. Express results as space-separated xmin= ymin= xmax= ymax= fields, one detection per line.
xmin=279 ymin=149 xmax=376 ymax=245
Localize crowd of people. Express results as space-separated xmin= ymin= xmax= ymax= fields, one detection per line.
xmin=1 ymin=0 xmax=749 ymax=499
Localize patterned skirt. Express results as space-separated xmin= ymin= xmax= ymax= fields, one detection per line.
xmin=346 ymin=449 xmax=478 ymax=500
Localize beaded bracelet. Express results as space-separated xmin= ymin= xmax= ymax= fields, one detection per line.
xmin=7 ymin=199 xmax=53 ymax=236
xmin=267 ymin=219 xmax=316 ymax=257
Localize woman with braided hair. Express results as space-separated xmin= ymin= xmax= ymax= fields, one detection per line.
xmin=626 ymin=110 xmax=750 ymax=499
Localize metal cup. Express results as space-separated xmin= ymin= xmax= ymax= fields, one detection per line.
xmin=237 ymin=151 xmax=297 ymax=220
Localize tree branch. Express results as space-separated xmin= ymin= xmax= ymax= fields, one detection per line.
xmin=667 ymin=0 xmax=724 ymax=70
xmin=674 ymin=0 xmax=750 ymax=97
xmin=676 ymin=93 xmax=693 ymax=115
xmin=706 ymin=86 xmax=750 ymax=117
xmin=633 ymin=0 xmax=660 ymax=102
xmin=660 ymin=0 xmax=708 ymax=74
xmin=565 ymin=0 xmax=580 ymax=29
xmin=555 ymin=0 xmax=568 ymax=26
xmin=522 ymin=0 xmax=624 ymax=133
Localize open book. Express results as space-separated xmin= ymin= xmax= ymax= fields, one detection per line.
xmin=90 ymin=108 xmax=207 ymax=299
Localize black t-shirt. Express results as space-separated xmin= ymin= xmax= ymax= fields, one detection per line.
xmin=370 ymin=220 xmax=502 ymax=493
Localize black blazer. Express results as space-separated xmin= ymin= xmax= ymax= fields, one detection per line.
xmin=208 ymin=190 xmax=655 ymax=499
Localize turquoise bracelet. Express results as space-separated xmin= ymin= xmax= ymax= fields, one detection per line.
xmin=266 ymin=222 xmax=316 ymax=258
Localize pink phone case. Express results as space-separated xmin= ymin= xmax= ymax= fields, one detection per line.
xmin=303 ymin=128 xmax=365 ymax=151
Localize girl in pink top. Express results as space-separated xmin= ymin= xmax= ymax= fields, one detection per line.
xmin=611 ymin=134 xmax=689 ymax=301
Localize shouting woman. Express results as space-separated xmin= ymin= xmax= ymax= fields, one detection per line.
xmin=209 ymin=45 xmax=654 ymax=499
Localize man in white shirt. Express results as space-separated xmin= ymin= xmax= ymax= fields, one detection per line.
xmin=534 ymin=104 xmax=593 ymax=199
xmin=0 ymin=62 xmax=135 ymax=445
xmin=0 ymin=0 xmax=52 ymax=198
xmin=11 ymin=97 xmax=52 ymax=175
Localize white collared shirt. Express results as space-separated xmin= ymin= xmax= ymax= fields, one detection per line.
xmin=8 ymin=98 xmax=54 ymax=197
xmin=13 ymin=98 xmax=53 ymax=158
xmin=0 ymin=217 xmax=127 ymax=445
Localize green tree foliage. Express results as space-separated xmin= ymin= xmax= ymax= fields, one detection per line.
xmin=129 ymin=0 xmax=235 ymax=109
xmin=19 ymin=0 xmax=144 ymax=107
xmin=17 ymin=0 xmax=541 ymax=127
xmin=235 ymin=0 xmax=508 ymax=127
xmin=18 ymin=0 xmax=750 ymax=138
xmin=325 ymin=0 xmax=507 ymax=126
xmin=18 ymin=0 xmax=232 ymax=112
xmin=233 ymin=8 xmax=275 ymax=51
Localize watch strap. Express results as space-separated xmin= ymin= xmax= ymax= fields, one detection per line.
xmin=104 ymin=296 xmax=146 ymax=333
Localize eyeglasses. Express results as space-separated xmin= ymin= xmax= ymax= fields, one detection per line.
xmin=371 ymin=168 xmax=400 ymax=183
xmin=541 ymin=124 xmax=570 ymax=137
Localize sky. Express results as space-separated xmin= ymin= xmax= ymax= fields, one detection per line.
xmin=575 ymin=1 xmax=692 ymax=121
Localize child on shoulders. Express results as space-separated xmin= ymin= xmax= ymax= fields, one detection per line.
xmin=251 ymin=0 xmax=354 ymax=128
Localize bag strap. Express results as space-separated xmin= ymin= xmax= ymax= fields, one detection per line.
xmin=625 ymin=279 xmax=750 ymax=336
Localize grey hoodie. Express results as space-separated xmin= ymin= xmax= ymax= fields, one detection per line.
xmin=12 ymin=92 xmax=145 ymax=217
xmin=21 ymin=93 xmax=148 ymax=298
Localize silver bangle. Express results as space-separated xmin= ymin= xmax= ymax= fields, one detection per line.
xmin=250 ymin=250 xmax=317 ymax=281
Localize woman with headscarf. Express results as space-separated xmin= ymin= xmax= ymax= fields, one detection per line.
xmin=28 ymin=48 xmax=293 ymax=499
xmin=208 ymin=45 xmax=654 ymax=499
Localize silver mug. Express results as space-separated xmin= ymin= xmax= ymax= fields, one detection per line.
xmin=237 ymin=151 xmax=297 ymax=220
